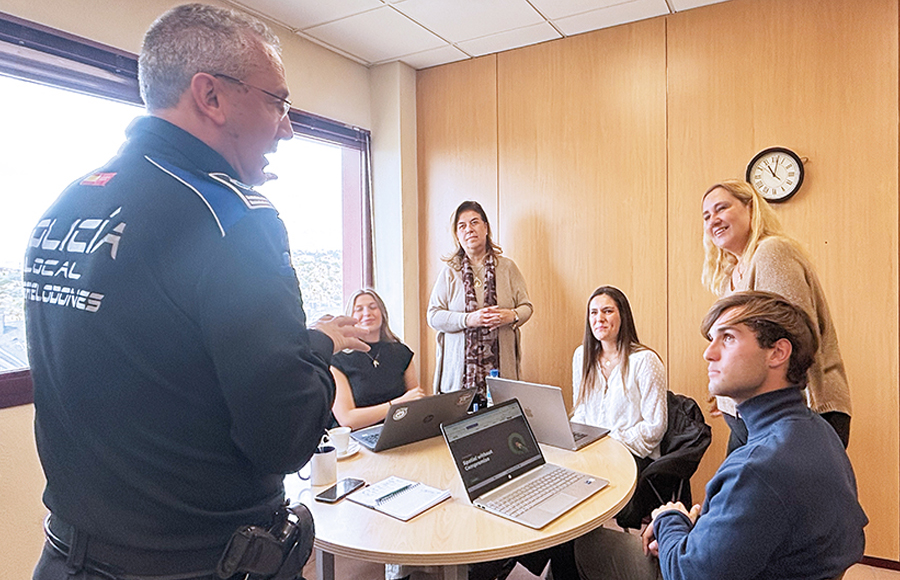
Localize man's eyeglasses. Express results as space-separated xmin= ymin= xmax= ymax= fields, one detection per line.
xmin=213 ymin=73 xmax=292 ymax=119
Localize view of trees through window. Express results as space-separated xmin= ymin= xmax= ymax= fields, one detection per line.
xmin=0 ymin=75 xmax=346 ymax=372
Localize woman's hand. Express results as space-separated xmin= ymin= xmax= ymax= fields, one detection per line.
xmin=467 ymin=307 xmax=517 ymax=329
xmin=465 ymin=308 xmax=493 ymax=328
xmin=393 ymin=386 xmax=426 ymax=405
xmin=393 ymin=387 xmax=426 ymax=405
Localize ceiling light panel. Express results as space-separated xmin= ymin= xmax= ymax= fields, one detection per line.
xmin=305 ymin=6 xmax=446 ymax=64
xmin=237 ymin=0 xmax=383 ymax=29
xmin=669 ymin=0 xmax=732 ymax=11
xmin=456 ymin=22 xmax=561 ymax=57
xmin=394 ymin=45 xmax=471 ymax=70
xmin=529 ymin=0 xmax=646 ymax=20
xmin=395 ymin=0 xmax=545 ymax=43
xmin=553 ymin=0 xmax=669 ymax=36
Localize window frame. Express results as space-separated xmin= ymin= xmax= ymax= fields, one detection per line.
xmin=0 ymin=11 xmax=374 ymax=408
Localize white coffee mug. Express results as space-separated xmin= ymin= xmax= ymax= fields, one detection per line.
xmin=328 ymin=426 xmax=352 ymax=455
xmin=310 ymin=445 xmax=337 ymax=487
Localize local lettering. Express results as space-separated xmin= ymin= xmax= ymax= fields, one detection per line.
xmin=23 ymin=257 xmax=84 ymax=280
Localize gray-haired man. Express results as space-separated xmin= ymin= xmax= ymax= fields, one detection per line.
xmin=28 ymin=4 xmax=365 ymax=579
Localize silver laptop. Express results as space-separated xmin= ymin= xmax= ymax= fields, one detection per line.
xmin=351 ymin=389 xmax=476 ymax=452
xmin=487 ymin=377 xmax=609 ymax=451
xmin=441 ymin=398 xmax=608 ymax=529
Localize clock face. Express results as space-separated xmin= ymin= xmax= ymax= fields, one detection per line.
xmin=746 ymin=147 xmax=804 ymax=202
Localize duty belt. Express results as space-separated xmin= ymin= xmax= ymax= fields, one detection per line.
xmin=44 ymin=514 xmax=223 ymax=580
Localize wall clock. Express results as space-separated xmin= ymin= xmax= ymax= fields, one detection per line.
xmin=745 ymin=147 xmax=805 ymax=203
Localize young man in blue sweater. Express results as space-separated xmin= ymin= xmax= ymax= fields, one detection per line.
xmin=575 ymin=291 xmax=867 ymax=580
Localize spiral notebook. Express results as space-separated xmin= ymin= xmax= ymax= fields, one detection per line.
xmin=348 ymin=476 xmax=451 ymax=521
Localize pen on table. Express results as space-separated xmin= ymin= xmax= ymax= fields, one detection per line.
xmin=376 ymin=483 xmax=416 ymax=505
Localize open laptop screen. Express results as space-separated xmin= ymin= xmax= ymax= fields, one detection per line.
xmin=443 ymin=399 xmax=544 ymax=500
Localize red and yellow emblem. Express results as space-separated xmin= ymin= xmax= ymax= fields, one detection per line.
xmin=80 ymin=172 xmax=117 ymax=186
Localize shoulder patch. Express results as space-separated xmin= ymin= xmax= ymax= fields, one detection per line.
xmin=208 ymin=173 xmax=275 ymax=211
xmin=144 ymin=156 xmax=275 ymax=237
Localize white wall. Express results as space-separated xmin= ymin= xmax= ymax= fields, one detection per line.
xmin=370 ymin=61 xmax=421 ymax=364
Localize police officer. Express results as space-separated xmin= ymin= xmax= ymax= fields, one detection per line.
xmin=27 ymin=4 xmax=366 ymax=579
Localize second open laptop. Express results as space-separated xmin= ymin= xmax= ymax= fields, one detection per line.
xmin=442 ymin=398 xmax=608 ymax=529
xmin=350 ymin=388 xmax=476 ymax=452
xmin=487 ymin=377 xmax=609 ymax=451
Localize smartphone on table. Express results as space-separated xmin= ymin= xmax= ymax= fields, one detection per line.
xmin=314 ymin=477 xmax=366 ymax=503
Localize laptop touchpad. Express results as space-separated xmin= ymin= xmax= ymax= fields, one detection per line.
xmin=537 ymin=493 xmax=578 ymax=514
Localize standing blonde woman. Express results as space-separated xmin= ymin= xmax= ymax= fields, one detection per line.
xmin=701 ymin=179 xmax=851 ymax=449
xmin=427 ymin=201 xmax=533 ymax=408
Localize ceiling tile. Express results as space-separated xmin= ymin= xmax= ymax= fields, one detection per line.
xmin=529 ymin=0 xmax=639 ymax=20
xmin=236 ymin=0 xmax=384 ymax=29
xmin=304 ymin=6 xmax=446 ymax=64
xmin=394 ymin=0 xmax=544 ymax=43
xmin=553 ymin=0 xmax=670 ymax=36
xmin=394 ymin=45 xmax=470 ymax=69
xmin=670 ymin=0 xmax=732 ymax=11
xmin=456 ymin=23 xmax=562 ymax=57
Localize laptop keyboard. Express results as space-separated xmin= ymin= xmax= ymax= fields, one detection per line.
xmin=356 ymin=432 xmax=380 ymax=446
xmin=572 ymin=431 xmax=588 ymax=441
xmin=484 ymin=467 xmax=582 ymax=518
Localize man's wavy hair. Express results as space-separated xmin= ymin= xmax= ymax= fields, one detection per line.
xmin=139 ymin=3 xmax=281 ymax=111
xmin=701 ymin=291 xmax=818 ymax=387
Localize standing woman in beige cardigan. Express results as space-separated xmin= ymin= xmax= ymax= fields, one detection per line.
xmin=427 ymin=201 xmax=533 ymax=409
xmin=701 ymin=179 xmax=851 ymax=450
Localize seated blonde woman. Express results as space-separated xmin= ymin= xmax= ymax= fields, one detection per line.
xmin=331 ymin=289 xmax=425 ymax=430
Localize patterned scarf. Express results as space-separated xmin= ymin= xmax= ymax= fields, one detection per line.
xmin=462 ymin=253 xmax=499 ymax=397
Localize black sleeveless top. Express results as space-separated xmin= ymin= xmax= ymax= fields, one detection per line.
xmin=331 ymin=341 xmax=414 ymax=407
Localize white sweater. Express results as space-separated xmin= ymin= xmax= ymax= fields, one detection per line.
xmin=572 ymin=347 xmax=667 ymax=458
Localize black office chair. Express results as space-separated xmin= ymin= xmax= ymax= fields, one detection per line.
xmin=615 ymin=391 xmax=712 ymax=530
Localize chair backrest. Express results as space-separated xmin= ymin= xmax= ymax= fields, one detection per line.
xmin=642 ymin=392 xmax=712 ymax=480
xmin=615 ymin=391 xmax=712 ymax=529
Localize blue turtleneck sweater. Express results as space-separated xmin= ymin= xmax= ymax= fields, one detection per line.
xmin=654 ymin=387 xmax=866 ymax=580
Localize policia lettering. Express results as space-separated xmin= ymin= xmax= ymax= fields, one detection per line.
xmin=23 ymin=208 xmax=124 ymax=314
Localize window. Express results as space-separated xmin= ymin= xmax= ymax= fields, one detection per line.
xmin=0 ymin=12 xmax=373 ymax=404
xmin=259 ymin=134 xmax=371 ymax=321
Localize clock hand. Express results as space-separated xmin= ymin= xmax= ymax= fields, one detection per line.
xmin=766 ymin=161 xmax=777 ymax=178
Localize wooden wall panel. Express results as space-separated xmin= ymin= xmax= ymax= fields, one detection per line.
xmin=416 ymin=56 xmax=498 ymax=390
xmin=497 ymin=19 xmax=668 ymax=401
xmin=667 ymin=0 xmax=899 ymax=558
xmin=0 ymin=405 xmax=46 ymax=579
xmin=417 ymin=0 xmax=899 ymax=559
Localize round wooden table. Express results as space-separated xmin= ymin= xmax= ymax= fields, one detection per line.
xmin=285 ymin=434 xmax=636 ymax=580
